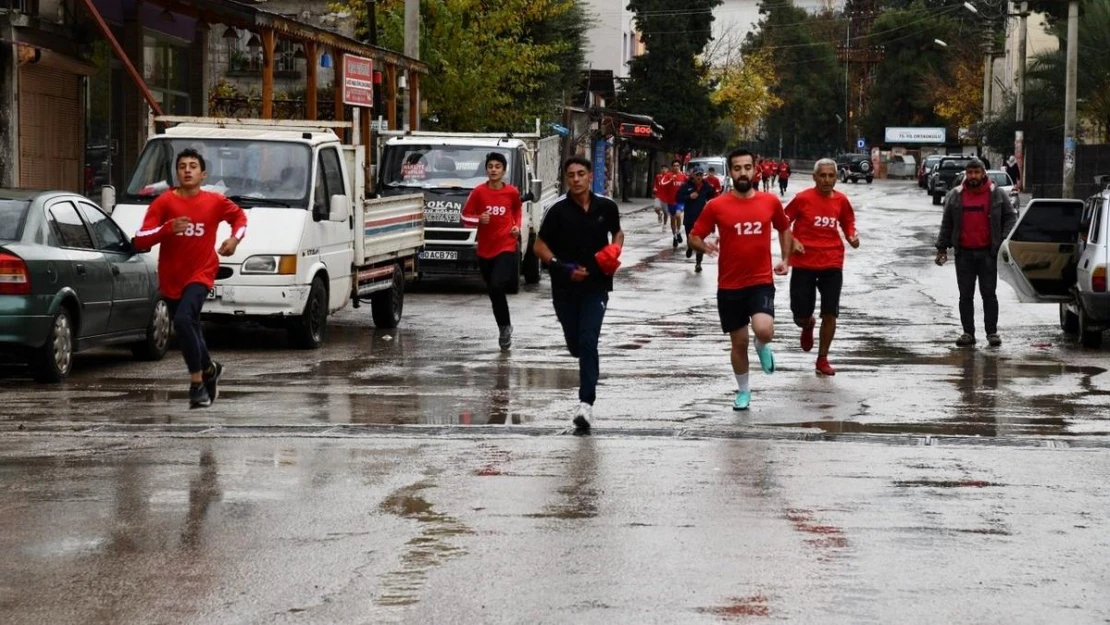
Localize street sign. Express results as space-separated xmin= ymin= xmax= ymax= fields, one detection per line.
xmin=857 ymin=138 xmax=866 ymax=150
xmin=884 ymin=127 xmax=946 ymax=144
xmin=342 ymin=55 xmax=374 ymax=107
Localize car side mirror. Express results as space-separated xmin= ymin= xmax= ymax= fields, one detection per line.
xmin=100 ymin=185 xmax=116 ymax=214
xmin=329 ymin=195 xmax=350 ymax=223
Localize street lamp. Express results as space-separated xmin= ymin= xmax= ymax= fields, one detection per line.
xmin=934 ymin=39 xmax=948 ymax=48
xmin=963 ymin=2 xmax=979 ymax=15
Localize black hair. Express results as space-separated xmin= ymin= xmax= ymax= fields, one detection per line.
xmin=563 ymin=155 xmax=592 ymax=174
xmin=708 ymin=167 xmax=716 ymax=173
xmin=176 ymin=148 xmax=206 ymax=172
xmin=485 ymin=151 xmax=507 ymax=169
xmin=671 ymin=159 xmax=682 ymax=166
xmin=727 ymin=148 xmax=755 ymax=169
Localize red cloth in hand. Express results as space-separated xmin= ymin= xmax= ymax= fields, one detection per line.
xmin=595 ymin=243 xmax=622 ymax=276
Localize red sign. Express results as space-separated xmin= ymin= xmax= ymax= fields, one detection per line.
xmin=619 ymin=123 xmax=654 ymax=138
xmin=343 ymin=55 xmax=374 ymax=107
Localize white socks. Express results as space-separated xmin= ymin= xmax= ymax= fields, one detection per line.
xmin=735 ymin=373 xmax=750 ymax=392
xmin=754 ymin=339 xmax=767 ymax=352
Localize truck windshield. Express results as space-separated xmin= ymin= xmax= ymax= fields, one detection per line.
xmin=124 ymin=138 xmax=312 ymax=206
xmin=381 ymin=145 xmax=512 ymax=190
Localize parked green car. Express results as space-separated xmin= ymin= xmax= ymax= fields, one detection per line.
xmin=0 ymin=189 xmax=170 ymax=382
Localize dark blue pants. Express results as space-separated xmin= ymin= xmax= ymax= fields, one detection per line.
xmin=553 ymin=292 xmax=608 ymax=405
xmin=169 ymin=283 xmax=213 ymax=375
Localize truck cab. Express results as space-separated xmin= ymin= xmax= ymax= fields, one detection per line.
xmin=377 ymin=133 xmax=561 ymax=291
xmin=998 ymin=194 xmax=1109 ymax=347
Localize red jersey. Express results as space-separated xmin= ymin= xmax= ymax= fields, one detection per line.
xmin=133 ymin=190 xmax=247 ymax=300
xmin=785 ymin=188 xmax=857 ymax=270
xmin=657 ymin=171 xmax=686 ymax=204
xmin=706 ymin=174 xmax=723 ymax=194
xmin=778 ymin=162 xmax=791 ymax=179
xmin=654 ymin=173 xmax=666 ymax=200
xmin=959 ymin=185 xmax=991 ymax=249
xmin=461 ymin=182 xmax=523 ymax=259
xmin=761 ymin=161 xmax=776 ymax=178
xmin=691 ymin=192 xmax=790 ymax=290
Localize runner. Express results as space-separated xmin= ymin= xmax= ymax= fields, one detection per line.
xmin=666 ymin=159 xmax=687 ymax=249
xmin=133 ymin=148 xmax=247 ymax=409
xmin=677 ymin=167 xmax=718 ymax=272
xmin=533 ymin=156 xmax=624 ymax=433
xmin=653 ymin=164 xmax=668 ymax=227
xmin=761 ymin=158 xmax=776 ymax=192
xmin=689 ymin=148 xmax=793 ymax=411
xmin=785 ymin=158 xmax=859 ymax=376
xmin=461 ymin=151 xmax=523 ymax=351
xmin=778 ymin=160 xmax=792 ymax=197
xmin=705 ymin=167 xmax=723 ymax=195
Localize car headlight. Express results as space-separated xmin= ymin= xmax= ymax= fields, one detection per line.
xmin=242 ymin=255 xmax=297 ymax=275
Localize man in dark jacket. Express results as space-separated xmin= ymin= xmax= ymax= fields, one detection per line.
xmin=677 ymin=167 xmax=718 ymax=272
xmin=934 ymin=158 xmax=1018 ymax=347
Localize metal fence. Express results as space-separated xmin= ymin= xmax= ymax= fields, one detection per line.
xmin=1027 ymin=141 xmax=1110 ymax=200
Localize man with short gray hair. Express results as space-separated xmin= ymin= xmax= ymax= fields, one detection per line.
xmin=935 ymin=158 xmax=1017 ymax=347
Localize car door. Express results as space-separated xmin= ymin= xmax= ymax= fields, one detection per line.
xmin=76 ymin=200 xmax=153 ymax=334
xmin=314 ymin=146 xmax=355 ymax=312
xmin=46 ymin=199 xmax=113 ymax=337
xmin=998 ymin=198 xmax=1086 ymax=303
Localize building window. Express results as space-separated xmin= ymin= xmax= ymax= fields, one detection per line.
xmin=143 ymin=35 xmax=190 ymax=114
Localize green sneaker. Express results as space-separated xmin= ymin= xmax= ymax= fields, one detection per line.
xmin=733 ymin=390 xmax=751 ymax=411
xmin=756 ymin=343 xmax=775 ymax=374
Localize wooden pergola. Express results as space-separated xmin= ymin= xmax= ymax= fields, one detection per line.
xmin=81 ymin=0 xmax=426 ymax=131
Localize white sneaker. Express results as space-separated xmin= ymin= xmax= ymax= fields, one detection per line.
xmin=573 ymin=402 xmax=592 ymax=433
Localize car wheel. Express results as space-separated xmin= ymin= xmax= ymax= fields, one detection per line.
xmin=1060 ymin=303 xmax=1080 ymax=334
xmin=850 ymin=177 xmax=858 ymax=184
xmin=288 ymin=276 xmax=328 ymax=349
xmin=1079 ymin=307 xmax=1102 ymax=348
xmin=371 ymin=264 xmax=405 ymax=329
xmin=131 ymin=298 xmax=171 ymax=361
xmin=866 ymin=177 xmax=873 ymax=184
xmin=30 ymin=308 xmax=75 ymax=383
xmin=838 ymin=170 xmax=846 ymax=183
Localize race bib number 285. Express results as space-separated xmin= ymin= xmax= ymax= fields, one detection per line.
xmin=178 ymin=223 xmax=206 ymax=237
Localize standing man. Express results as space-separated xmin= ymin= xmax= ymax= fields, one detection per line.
xmin=133 ymin=148 xmax=247 ymax=409
xmin=705 ymin=166 xmax=724 ymax=196
xmin=689 ymin=149 xmax=793 ymax=411
xmin=665 ymin=159 xmax=687 ymax=249
xmin=778 ymin=160 xmax=792 ymax=197
xmin=534 ymin=156 xmax=624 ymax=433
xmin=1005 ymin=155 xmax=1022 ymax=191
xmin=786 ymin=158 xmax=859 ymax=376
xmin=677 ymin=167 xmax=718 ymax=272
xmin=461 ymin=151 xmax=523 ymax=351
xmin=935 ymin=158 xmax=1017 ymax=347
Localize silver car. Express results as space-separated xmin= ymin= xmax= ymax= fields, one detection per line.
xmin=998 ymin=191 xmax=1110 ymax=347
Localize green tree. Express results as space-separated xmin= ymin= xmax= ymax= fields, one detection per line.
xmin=742 ymin=1 xmax=842 ymax=158
xmin=331 ymin=0 xmax=589 ymax=132
xmin=619 ymin=0 xmax=723 ymax=152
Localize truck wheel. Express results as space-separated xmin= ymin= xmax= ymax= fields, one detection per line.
xmin=131 ymin=298 xmax=171 ymax=361
xmin=288 ymin=276 xmax=328 ymax=349
xmin=371 ymin=264 xmax=404 ymax=329
xmin=522 ymin=240 xmax=541 ymax=284
xmin=506 ymin=251 xmax=522 ymax=295
xmin=1079 ymin=308 xmax=1102 ymax=348
xmin=30 ymin=307 xmax=75 ymax=383
xmin=1060 ymin=303 xmax=1080 ymax=334
xmin=932 ymin=192 xmax=941 ymax=206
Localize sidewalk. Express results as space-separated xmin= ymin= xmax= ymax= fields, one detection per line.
xmin=615 ymin=198 xmax=653 ymax=215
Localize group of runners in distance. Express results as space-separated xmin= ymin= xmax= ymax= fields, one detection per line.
xmin=141 ymin=145 xmax=854 ymax=432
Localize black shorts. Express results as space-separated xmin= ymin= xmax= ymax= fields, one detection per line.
xmin=478 ymin=251 xmax=517 ymax=291
xmin=790 ymin=268 xmax=843 ymax=319
xmin=717 ymin=284 xmax=775 ymax=334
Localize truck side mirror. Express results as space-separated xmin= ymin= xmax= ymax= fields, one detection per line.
xmin=329 ymin=195 xmax=350 ymax=223
xmin=100 ymin=185 xmax=116 ymax=214
xmin=528 ymin=179 xmax=543 ymax=203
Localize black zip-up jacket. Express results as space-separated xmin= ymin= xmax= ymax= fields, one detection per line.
xmin=935 ymin=183 xmax=1018 ymax=256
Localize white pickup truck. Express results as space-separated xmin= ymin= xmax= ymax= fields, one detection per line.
xmin=108 ymin=116 xmax=424 ymax=348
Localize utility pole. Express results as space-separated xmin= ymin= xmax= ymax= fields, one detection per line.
xmin=837 ymin=0 xmax=882 ymax=153
xmin=1062 ymin=0 xmax=1078 ymax=198
xmin=1014 ymin=1 xmax=1027 ymax=188
xmin=404 ymin=0 xmax=419 ymax=60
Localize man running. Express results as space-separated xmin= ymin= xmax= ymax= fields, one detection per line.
xmin=534 ymin=156 xmax=624 ymax=433
xmin=677 ymin=167 xmax=718 ymax=272
xmin=461 ymin=151 xmax=523 ymax=350
xmin=761 ymin=159 xmax=775 ymax=192
xmin=778 ymin=160 xmax=792 ymax=197
xmin=689 ymin=148 xmax=793 ymax=411
xmin=133 ymin=148 xmax=247 ymax=408
xmin=653 ymin=164 xmax=668 ymax=228
xmin=705 ymin=167 xmax=724 ymax=195
xmin=786 ymin=158 xmax=859 ymax=375
xmin=665 ymin=159 xmax=687 ymax=249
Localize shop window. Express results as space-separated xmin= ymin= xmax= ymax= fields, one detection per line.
xmin=143 ymin=35 xmax=190 ymax=114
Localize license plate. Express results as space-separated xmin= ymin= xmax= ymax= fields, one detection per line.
xmin=420 ymin=250 xmax=458 ymax=261
xmin=206 ymin=286 xmax=222 ymax=300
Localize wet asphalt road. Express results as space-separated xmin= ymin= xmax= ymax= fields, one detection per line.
xmin=4 ymin=180 xmax=1110 ymax=623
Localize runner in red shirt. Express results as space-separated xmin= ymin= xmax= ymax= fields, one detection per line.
xmin=761 ymin=159 xmax=776 ymax=192
xmin=664 ymin=159 xmax=688 ymax=249
xmin=705 ymin=167 xmax=723 ymax=195
xmin=777 ymin=160 xmax=792 ymax=197
xmin=653 ymin=165 xmax=668 ymax=228
xmin=133 ymin=148 xmax=247 ymax=409
xmin=785 ymin=158 xmax=859 ymax=376
xmin=461 ymin=151 xmax=523 ymax=350
xmin=689 ymin=148 xmax=794 ymax=411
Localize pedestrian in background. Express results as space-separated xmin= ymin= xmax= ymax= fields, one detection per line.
xmin=534 ymin=156 xmax=624 ymax=433
xmin=461 ymin=151 xmax=523 ymax=351
xmin=935 ymin=158 xmax=1017 ymax=347
xmin=677 ymin=167 xmax=718 ymax=273
xmin=133 ymin=148 xmax=247 ymax=409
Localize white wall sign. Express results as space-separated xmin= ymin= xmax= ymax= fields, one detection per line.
xmin=884 ymin=127 xmax=946 ymax=144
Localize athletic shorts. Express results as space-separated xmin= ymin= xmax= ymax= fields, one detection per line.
xmin=667 ymin=203 xmax=684 ymax=216
xmin=717 ymin=284 xmax=775 ymax=334
xmin=790 ymin=268 xmax=843 ymax=319
xmin=653 ymin=198 xmax=663 ymax=210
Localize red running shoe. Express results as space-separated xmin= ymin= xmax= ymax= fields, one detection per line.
xmin=800 ymin=317 xmax=815 ymax=352
xmin=816 ymin=356 xmax=836 ymax=376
